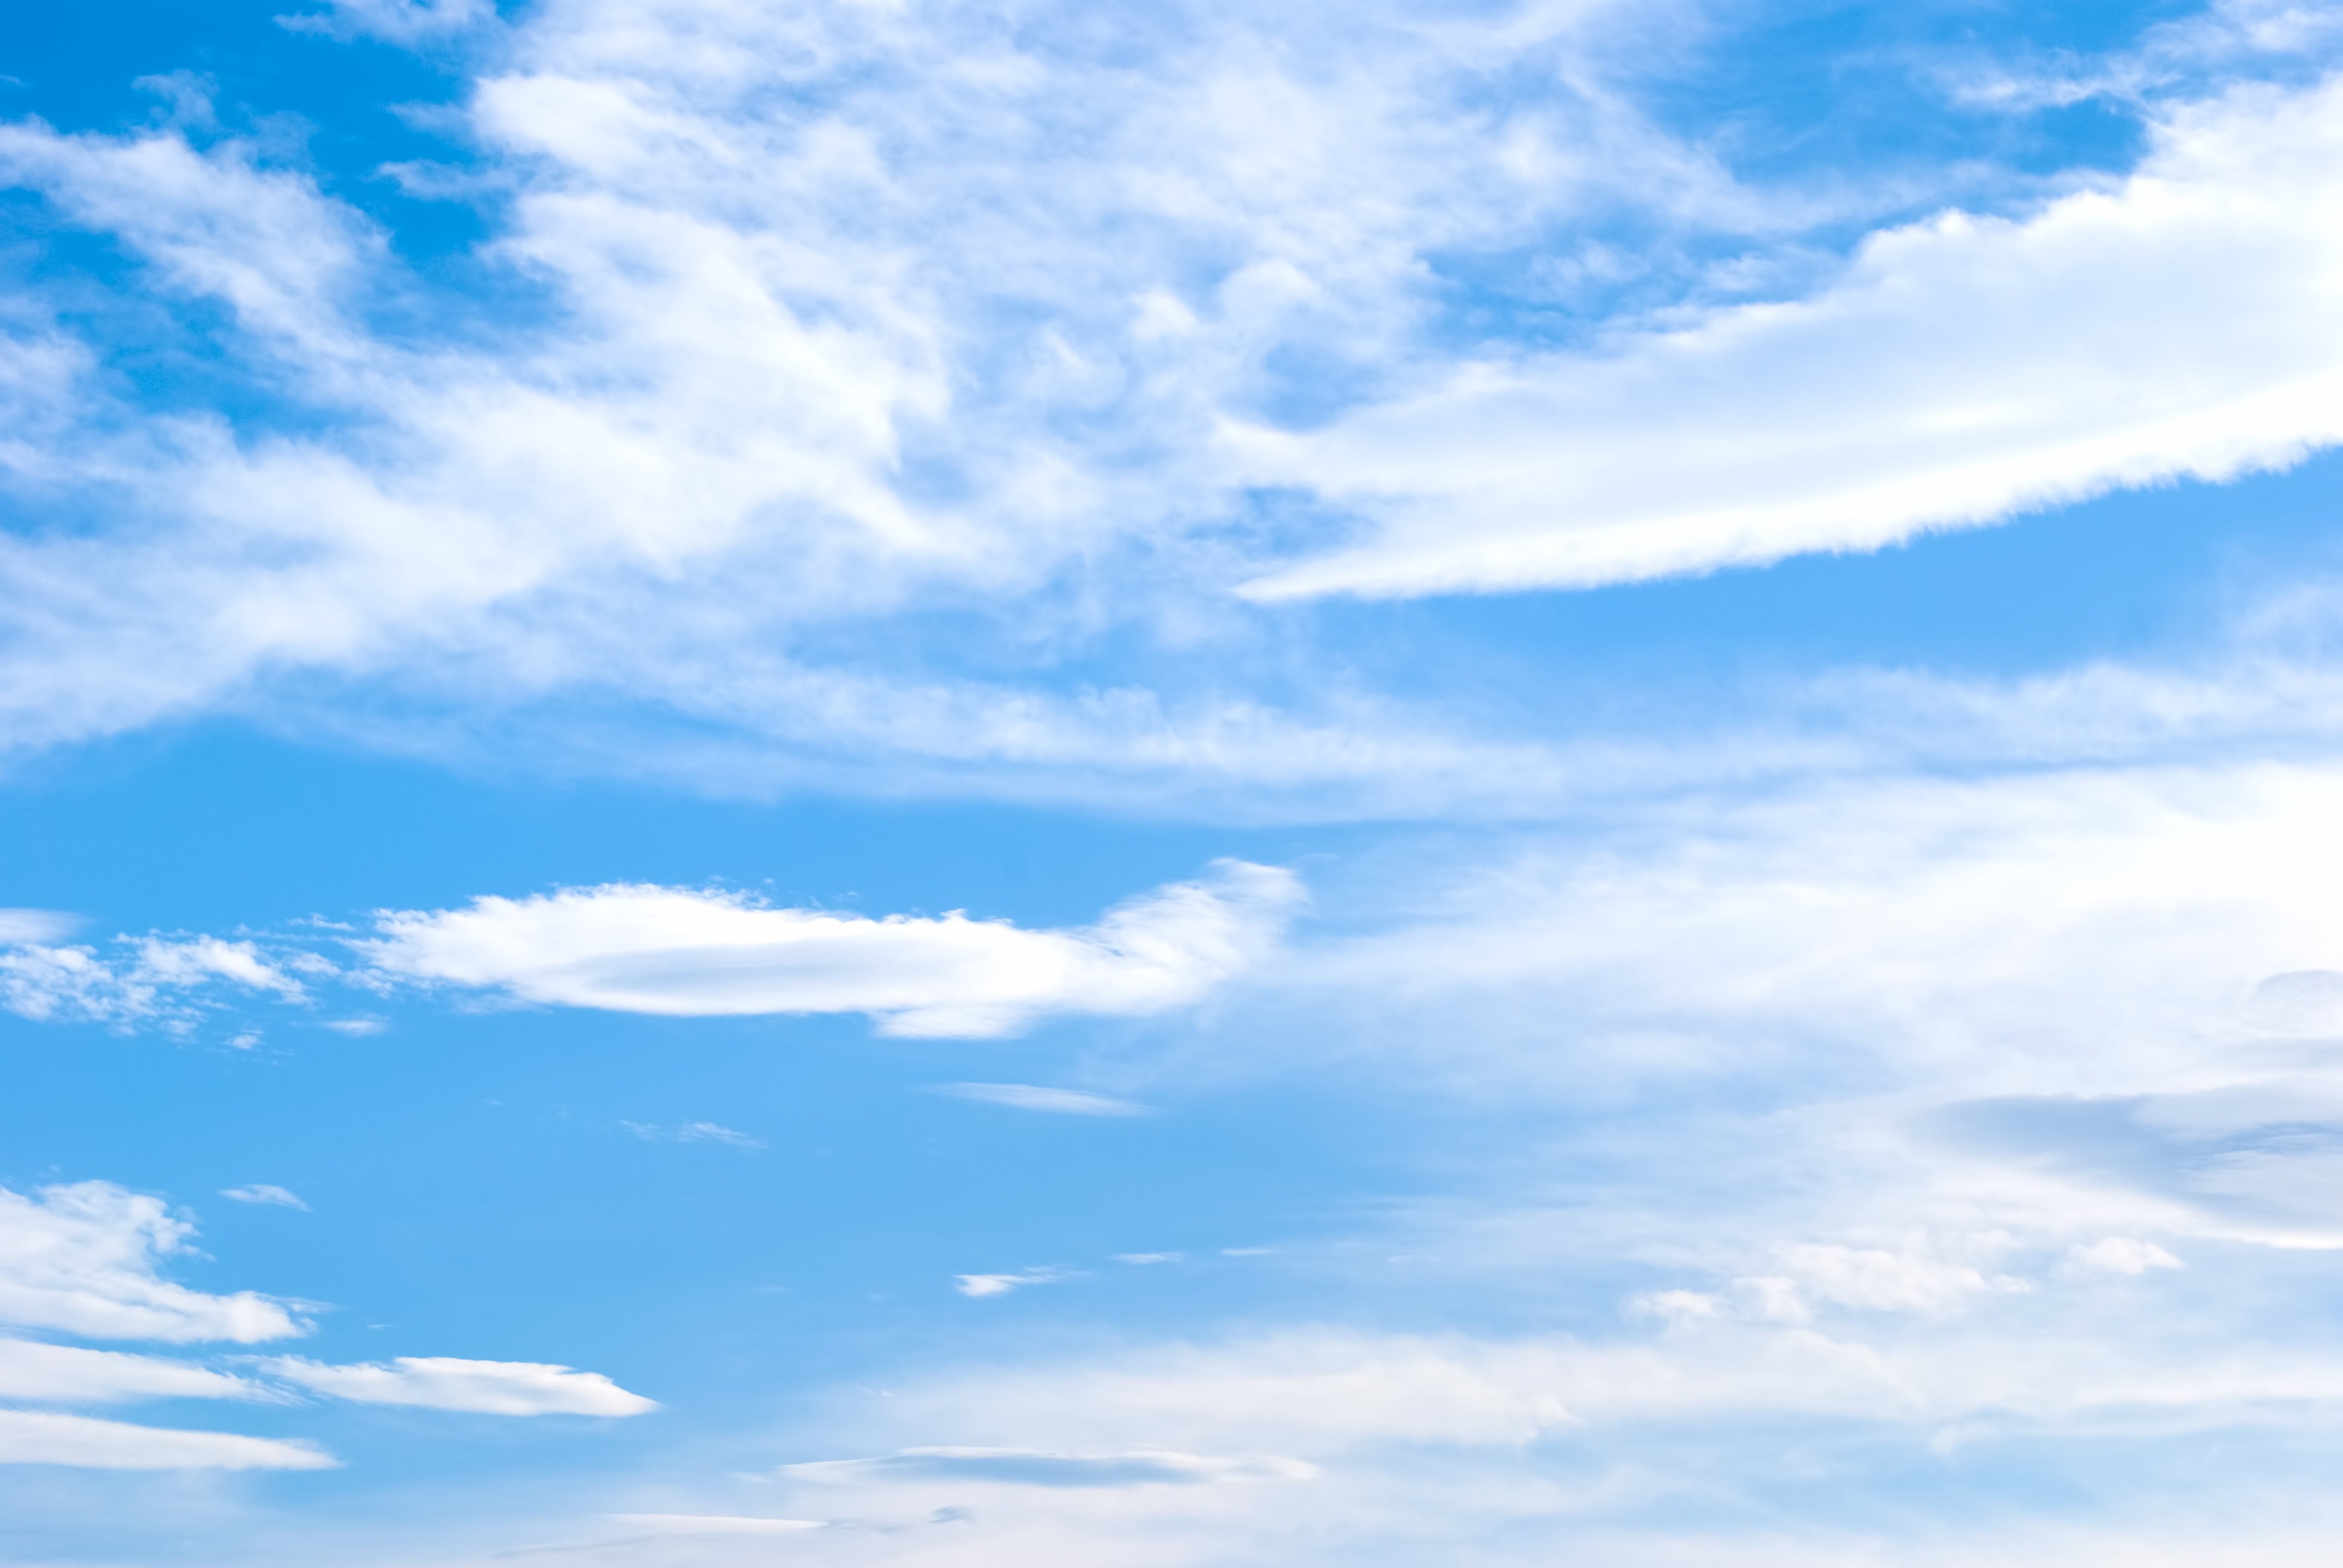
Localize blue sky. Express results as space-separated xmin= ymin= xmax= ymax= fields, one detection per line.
xmin=8 ymin=0 xmax=2343 ymax=1562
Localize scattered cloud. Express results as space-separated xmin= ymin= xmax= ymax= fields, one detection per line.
xmin=359 ymin=861 xmax=1300 ymax=1037
xmin=1116 ymin=1253 xmax=1185 ymax=1265
xmin=936 ymin=1084 xmax=1152 ymax=1117
xmin=220 ymin=1184 xmax=309 ymax=1210
xmin=260 ymin=1356 xmax=657 ymax=1416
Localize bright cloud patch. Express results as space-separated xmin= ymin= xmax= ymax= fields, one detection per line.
xmin=360 ymin=861 xmax=1300 ymax=1037
xmin=0 ymin=1182 xmax=305 ymax=1343
xmin=261 ymin=1356 xmax=658 ymax=1416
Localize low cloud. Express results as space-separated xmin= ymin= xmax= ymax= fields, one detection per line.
xmin=261 ymin=1356 xmax=658 ymax=1416
xmin=359 ymin=861 xmax=1300 ymax=1038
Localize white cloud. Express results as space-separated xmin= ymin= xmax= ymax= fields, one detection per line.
xmin=0 ymin=1338 xmax=266 ymax=1404
xmin=0 ymin=1183 xmax=306 ymax=1344
xmin=0 ymin=932 xmax=308 ymax=1028
xmin=0 ymin=0 xmax=1796 ymax=783
xmin=0 ymin=1408 xmax=333 ymax=1469
xmin=622 ymin=1120 xmax=763 ymax=1147
xmin=1235 ymin=73 xmax=2343 ymax=598
xmin=359 ymin=860 xmax=1300 ymax=1037
xmin=278 ymin=0 xmax=496 ymax=43
xmin=0 ymin=909 xmax=78 ymax=943
xmin=219 ymin=1184 xmax=309 ymax=1210
xmin=936 ymin=1083 xmax=1152 ymax=1116
xmin=600 ymin=1514 xmax=824 ymax=1537
xmin=2064 ymin=1237 xmax=2185 ymax=1276
xmin=955 ymin=1268 xmax=1081 ymax=1299
xmin=784 ymin=1446 xmax=1316 ymax=1488
xmin=260 ymin=1355 xmax=657 ymax=1416
xmin=133 ymin=938 xmax=304 ymax=998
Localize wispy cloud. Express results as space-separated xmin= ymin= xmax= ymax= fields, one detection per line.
xmin=219 ymin=1184 xmax=309 ymax=1210
xmin=622 ymin=1120 xmax=763 ymax=1148
xmin=936 ymin=1083 xmax=1152 ymax=1117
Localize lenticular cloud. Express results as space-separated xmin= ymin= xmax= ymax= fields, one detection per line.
xmin=359 ymin=859 xmax=1302 ymax=1036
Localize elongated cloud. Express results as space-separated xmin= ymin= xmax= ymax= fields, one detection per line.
xmin=784 ymin=1446 xmax=1314 ymax=1488
xmin=262 ymin=1356 xmax=657 ymax=1416
xmin=0 ymin=1339 xmax=266 ymax=1405
xmin=360 ymin=861 xmax=1302 ymax=1037
xmin=0 ymin=1409 xmax=333 ymax=1470
xmin=1237 ymin=74 xmax=2343 ymax=598
xmin=936 ymin=1083 xmax=1151 ymax=1116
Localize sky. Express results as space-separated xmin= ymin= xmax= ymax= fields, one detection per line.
xmin=7 ymin=0 xmax=2343 ymax=1562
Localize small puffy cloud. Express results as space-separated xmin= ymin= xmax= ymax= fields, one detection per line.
xmin=358 ymin=861 xmax=1300 ymax=1038
xmin=936 ymin=1083 xmax=1151 ymax=1117
xmin=0 ymin=1183 xmax=306 ymax=1343
xmin=219 ymin=1184 xmax=308 ymax=1210
xmin=261 ymin=1356 xmax=657 ymax=1416
xmin=2066 ymin=1238 xmax=2186 ymax=1276
xmin=0 ymin=1409 xmax=333 ymax=1470
xmin=954 ymin=1268 xmax=1080 ymax=1299
xmin=784 ymin=1446 xmax=1315 ymax=1488
xmin=1116 ymin=1253 xmax=1185 ymax=1265
xmin=0 ymin=1338 xmax=267 ymax=1405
